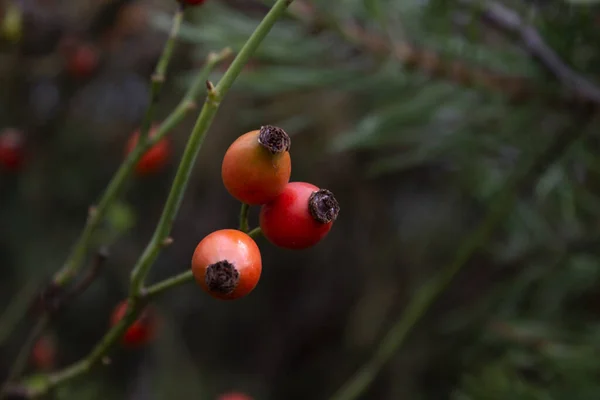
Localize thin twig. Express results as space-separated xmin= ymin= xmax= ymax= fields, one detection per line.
xmin=0 ymin=41 xmax=231 ymax=354
xmin=463 ymin=0 xmax=600 ymax=106
xmin=239 ymin=203 xmax=250 ymax=232
xmin=56 ymin=248 xmax=110 ymax=310
xmin=0 ymin=315 xmax=49 ymax=399
xmin=248 ymin=227 xmax=262 ymax=239
xmin=329 ymin=110 xmax=596 ymax=400
xmin=142 ymin=270 xmax=194 ymax=299
xmin=10 ymin=1 xmax=293 ymax=396
xmin=139 ymin=3 xmax=185 ymax=141
xmin=53 ymin=7 xmax=187 ymax=289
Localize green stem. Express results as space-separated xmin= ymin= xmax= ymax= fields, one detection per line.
xmin=239 ymin=203 xmax=250 ymax=232
xmin=328 ymin=113 xmax=593 ymax=400
xmin=53 ymin=8 xmax=186 ymax=287
xmin=12 ymin=1 xmax=293 ymax=396
xmin=51 ymin=46 xmax=231 ymax=288
xmin=138 ymin=3 xmax=184 ymax=142
xmin=248 ymin=227 xmax=262 ymax=239
xmin=0 ymin=47 xmax=233 ymax=397
xmin=143 ymin=270 xmax=194 ymax=299
xmin=129 ymin=0 xmax=294 ymax=293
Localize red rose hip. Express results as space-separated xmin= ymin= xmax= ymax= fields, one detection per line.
xmin=110 ymin=300 xmax=157 ymax=348
xmin=217 ymin=392 xmax=253 ymax=400
xmin=31 ymin=335 xmax=56 ymax=371
xmin=221 ymin=125 xmax=291 ymax=205
xmin=191 ymin=229 xmax=262 ymax=300
xmin=259 ymin=182 xmax=340 ymax=250
xmin=125 ymin=125 xmax=171 ymax=176
xmin=65 ymin=44 xmax=99 ymax=79
xmin=0 ymin=128 xmax=25 ymax=171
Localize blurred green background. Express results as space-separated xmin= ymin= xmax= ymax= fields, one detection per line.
xmin=1 ymin=0 xmax=600 ymax=399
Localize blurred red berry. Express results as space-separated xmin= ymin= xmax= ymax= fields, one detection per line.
xmin=110 ymin=300 xmax=157 ymax=348
xmin=180 ymin=0 xmax=208 ymax=5
xmin=125 ymin=126 xmax=171 ymax=176
xmin=65 ymin=44 xmax=99 ymax=79
xmin=0 ymin=128 xmax=25 ymax=171
xmin=217 ymin=392 xmax=253 ymax=400
xmin=31 ymin=335 xmax=56 ymax=371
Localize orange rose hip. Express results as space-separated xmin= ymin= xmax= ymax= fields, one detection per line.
xmin=191 ymin=229 xmax=262 ymax=300
xmin=221 ymin=125 xmax=291 ymax=205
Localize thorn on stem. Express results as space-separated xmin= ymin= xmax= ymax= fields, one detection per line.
xmin=101 ymin=356 xmax=112 ymax=365
xmin=151 ymin=73 xmax=165 ymax=84
xmin=206 ymin=80 xmax=216 ymax=93
xmin=88 ymin=206 xmax=98 ymax=220
xmin=162 ymin=237 xmax=174 ymax=247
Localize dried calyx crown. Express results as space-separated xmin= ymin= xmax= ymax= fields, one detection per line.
xmin=205 ymin=261 xmax=240 ymax=294
xmin=308 ymin=189 xmax=340 ymax=224
xmin=257 ymin=125 xmax=291 ymax=154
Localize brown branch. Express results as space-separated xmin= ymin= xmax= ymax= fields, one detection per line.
xmin=56 ymin=247 xmax=109 ymax=309
xmin=466 ymin=0 xmax=600 ymax=106
xmin=290 ymin=0 xmax=599 ymax=108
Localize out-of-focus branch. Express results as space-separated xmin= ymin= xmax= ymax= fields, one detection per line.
xmin=464 ymin=0 xmax=600 ymax=106
xmin=288 ymin=0 xmax=532 ymax=101
xmin=328 ymin=109 xmax=596 ymax=400
xmin=289 ymin=0 xmax=600 ymax=107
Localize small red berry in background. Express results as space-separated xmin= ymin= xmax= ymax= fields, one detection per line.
xmin=0 ymin=128 xmax=25 ymax=171
xmin=179 ymin=0 xmax=208 ymax=6
xmin=221 ymin=125 xmax=291 ymax=205
xmin=110 ymin=300 xmax=157 ymax=348
xmin=125 ymin=126 xmax=171 ymax=176
xmin=260 ymin=182 xmax=340 ymax=250
xmin=217 ymin=392 xmax=253 ymax=400
xmin=191 ymin=229 xmax=262 ymax=300
xmin=31 ymin=335 xmax=56 ymax=371
xmin=65 ymin=43 xmax=99 ymax=79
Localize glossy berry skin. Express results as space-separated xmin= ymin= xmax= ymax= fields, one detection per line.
xmin=31 ymin=335 xmax=56 ymax=371
xmin=125 ymin=126 xmax=171 ymax=176
xmin=221 ymin=128 xmax=291 ymax=205
xmin=110 ymin=300 xmax=156 ymax=348
xmin=0 ymin=128 xmax=25 ymax=171
xmin=192 ymin=229 xmax=262 ymax=300
xmin=260 ymin=182 xmax=339 ymax=250
xmin=66 ymin=44 xmax=99 ymax=79
xmin=217 ymin=392 xmax=253 ymax=400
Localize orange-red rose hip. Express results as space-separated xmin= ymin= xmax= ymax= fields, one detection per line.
xmin=0 ymin=128 xmax=25 ymax=171
xmin=31 ymin=335 xmax=56 ymax=370
xmin=110 ymin=300 xmax=157 ymax=348
xmin=125 ymin=125 xmax=171 ymax=176
xmin=221 ymin=125 xmax=291 ymax=205
xmin=260 ymin=182 xmax=340 ymax=250
xmin=217 ymin=392 xmax=253 ymax=400
xmin=191 ymin=229 xmax=262 ymax=300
